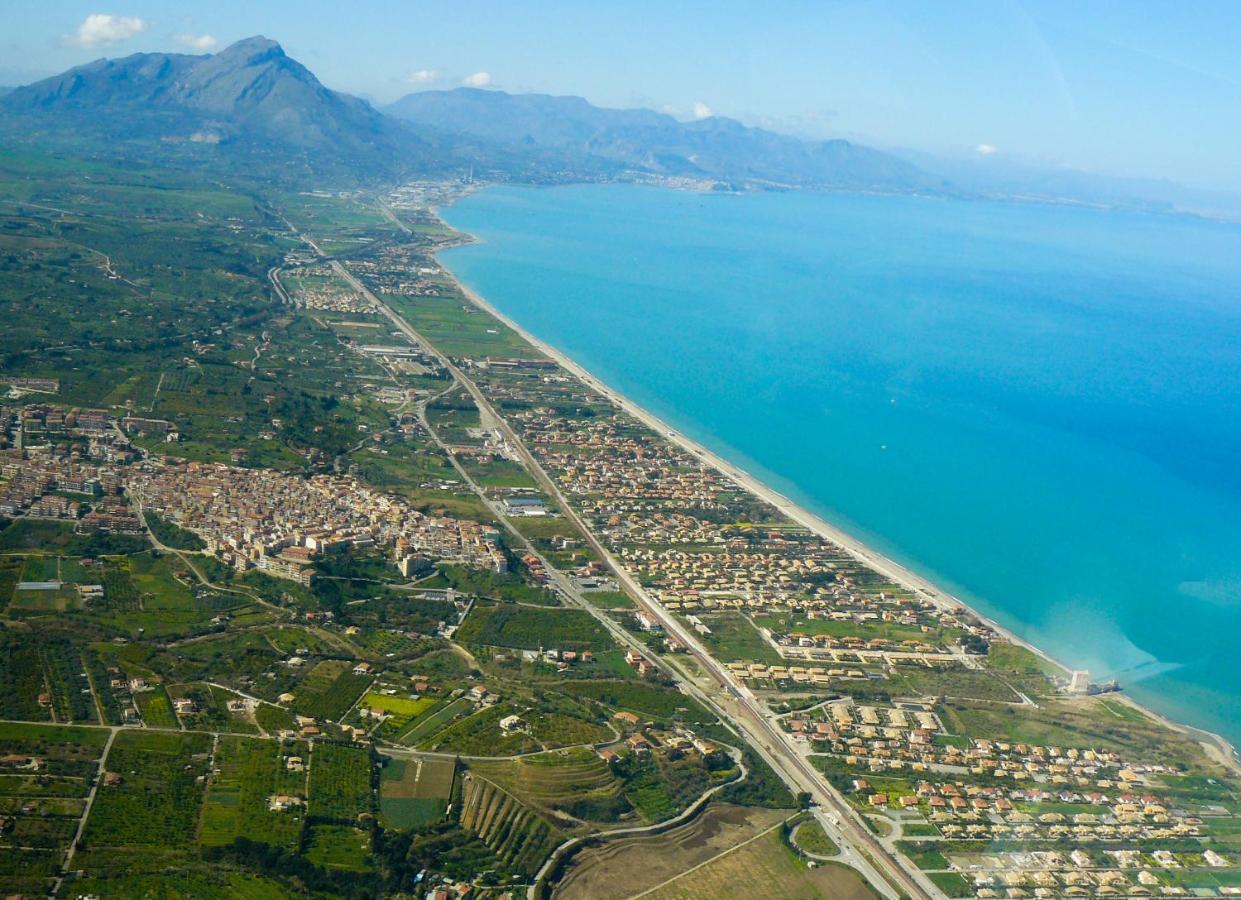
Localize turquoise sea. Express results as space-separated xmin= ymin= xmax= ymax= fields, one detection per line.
xmin=439 ymin=184 xmax=1241 ymax=748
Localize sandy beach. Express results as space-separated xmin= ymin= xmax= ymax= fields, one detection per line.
xmin=430 ymin=213 xmax=1240 ymax=773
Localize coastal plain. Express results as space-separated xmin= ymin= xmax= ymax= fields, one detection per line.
xmin=0 ymin=151 xmax=1239 ymax=900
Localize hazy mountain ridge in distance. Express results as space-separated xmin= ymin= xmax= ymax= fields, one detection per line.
xmin=0 ymin=37 xmax=940 ymax=193
xmin=894 ymin=148 xmax=1241 ymax=221
xmin=0 ymin=36 xmax=443 ymax=182
xmin=386 ymin=87 xmax=943 ymax=191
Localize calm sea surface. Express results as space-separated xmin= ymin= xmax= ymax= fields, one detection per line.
xmin=440 ymin=184 xmax=1241 ymax=747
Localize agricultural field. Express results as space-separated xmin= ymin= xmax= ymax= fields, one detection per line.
xmin=640 ymin=824 xmax=876 ymax=900
xmin=458 ymin=772 xmax=561 ymax=876
xmin=555 ymin=680 xmax=716 ymax=725
xmin=0 ymin=628 xmax=55 ymax=720
xmin=255 ymin=702 xmax=298 ymax=735
xmin=134 ymin=685 xmax=179 ymax=728
xmin=614 ymin=751 xmax=715 ymax=823
xmin=555 ymin=803 xmax=790 ymax=900
xmin=0 ymin=556 xmax=21 ymax=612
xmin=360 ymin=691 xmax=436 ymax=737
xmin=455 ymin=602 xmax=615 ymax=653
xmin=79 ymin=730 xmax=212 ymax=870
xmin=420 ymin=705 xmax=540 ymax=755
xmin=469 ymin=748 xmax=630 ymax=827
xmin=386 ymin=292 xmax=540 ymax=361
xmin=199 ymin=736 xmax=308 ymax=851
xmin=377 ymin=755 xmax=455 ymax=829
xmin=275 ymin=190 xmax=399 ymax=256
xmin=304 ymin=824 xmax=374 ymax=873
xmin=397 ymin=696 xmax=473 ymax=745
xmin=67 ymin=870 xmax=297 ymax=900
xmin=527 ymin=711 xmax=612 ymax=748
xmin=307 ymin=743 xmax=375 ymax=822
xmin=689 ymin=612 xmax=783 ymax=665
xmin=0 ymin=629 xmax=99 ymax=723
xmin=0 ymin=721 xmax=108 ymax=895
xmin=293 ymin=659 xmax=373 ymax=721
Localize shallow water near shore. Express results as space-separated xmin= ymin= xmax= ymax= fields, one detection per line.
xmin=439 ymin=183 xmax=1241 ymax=749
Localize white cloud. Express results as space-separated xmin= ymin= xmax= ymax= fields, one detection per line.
xmin=175 ymin=33 xmax=219 ymax=51
xmin=65 ymin=13 xmax=148 ymax=48
xmin=462 ymin=71 xmax=493 ymax=88
xmin=692 ymin=101 xmax=713 ymax=120
xmin=407 ymin=69 xmax=440 ymax=85
xmin=975 ymin=143 xmax=998 ymax=155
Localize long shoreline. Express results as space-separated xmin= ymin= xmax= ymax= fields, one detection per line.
xmin=427 ymin=200 xmax=1240 ymax=774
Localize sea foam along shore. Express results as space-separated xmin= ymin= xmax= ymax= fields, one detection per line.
xmin=429 ymin=207 xmax=1240 ymax=774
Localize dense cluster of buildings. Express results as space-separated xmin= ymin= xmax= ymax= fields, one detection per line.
xmin=125 ymin=458 xmax=506 ymax=582
xmin=0 ymin=406 xmax=137 ymax=525
xmin=286 ymin=264 xmax=371 ymax=312
xmin=483 ymin=388 xmax=974 ymax=634
xmin=346 ymin=247 xmax=446 ymax=297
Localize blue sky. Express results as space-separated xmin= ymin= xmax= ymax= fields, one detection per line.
xmin=3 ymin=0 xmax=1239 ymax=191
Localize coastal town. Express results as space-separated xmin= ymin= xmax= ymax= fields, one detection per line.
xmin=0 ymin=175 xmax=1238 ymax=900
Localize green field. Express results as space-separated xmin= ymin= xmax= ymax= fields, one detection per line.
xmin=691 ymin=612 xmax=783 ymax=665
xmin=308 ymin=743 xmax=374 ymax=822
xmin=378 ymin=755 xmax=455 ymax=829
xmin=455 ymin=602 xmax=614 ymax=652
xmin=135 ymin=686 xmax=179 ymax=728
xmin=82 ymin=730 xmax=212 ymax=856
xmin=398 ymin=697 xmax=473 ymax=745
xmin=793 ymin=818 xmax=839 ymax=856
xmin=293 ymin=660 xmax=373 ymax=721
xmin=199 ymin=736 xmax=307 ymax=850
xmin=556 ymin=680 xmax=715 ymax=724
xmin=304 ymin=824 xmax=374 ymax=872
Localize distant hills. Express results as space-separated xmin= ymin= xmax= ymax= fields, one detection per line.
xmin=386 ymin=88 xmax=940 ymax=192
xmin=5 ymin=37 xmax=394 ymax=152
xmin=0 ymin=37 xmax=939 ymax=192
xmin=4 ymin=36 xmax=1227 ymax=215
xmin=0 ymin=36 xmax=436 ymax=182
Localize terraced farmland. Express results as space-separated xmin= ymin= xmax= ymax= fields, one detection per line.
xmin=469 ymin=748 xmax=631 ymax=827
xmin=459 ymin=771 xmax=562 ymax=875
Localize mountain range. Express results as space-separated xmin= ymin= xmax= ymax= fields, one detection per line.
xmin=2 ymin=36 xmax=1231 ymax=216
xmin=0 ymin=36 xmax=937 ymax=192
xmin=385 ymin=88 xmax=939 ymax=191
xmin=0 ymin=37 xmax=435 ymax=181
